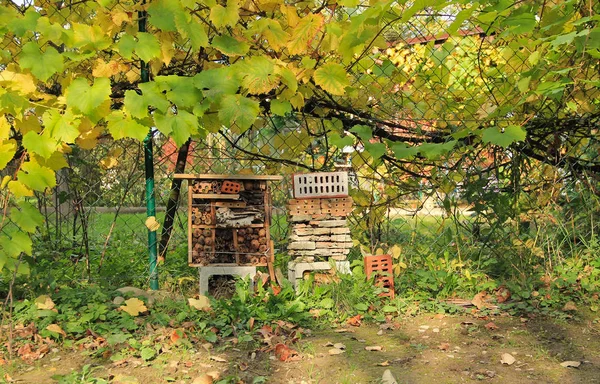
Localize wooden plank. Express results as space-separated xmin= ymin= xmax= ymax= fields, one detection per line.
xmin=175 ymin=174 xmax=283 ymax=181
xmin=187 ymin=184 xmax=193 ymax=265
xmin=189 ymin=263 xmax=269 ymax=267
xmin=192 ymin=193 xmax=240 ymax=199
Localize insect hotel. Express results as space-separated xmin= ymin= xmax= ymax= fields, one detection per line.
xmin=175 ymin=174 xmax=282 ymax=292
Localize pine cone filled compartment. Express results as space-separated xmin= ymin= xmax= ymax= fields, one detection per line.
xmin=236 ymin=227 xmax=269 ymax=265
xmin=191 ymin=227 xmax=215 ymax=265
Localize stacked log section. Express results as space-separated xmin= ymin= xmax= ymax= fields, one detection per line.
xmin=213 ymin=229 xmax=235 ymax=263
xmin=191 ymin=228 xmax=215 ymax=265
xmin=237 ymin=227 xmax=269 ymax=264
xmin=191 ymin=205 xmax=214 ymax=225
xmin=287 ymin=197 xmax=353 ymax=262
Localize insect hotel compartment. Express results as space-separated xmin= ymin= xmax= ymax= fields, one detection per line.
xmin=176 ymin=174 xmax=282 ymax=268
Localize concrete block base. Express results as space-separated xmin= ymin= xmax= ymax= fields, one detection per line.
xmin=199 ymin=266 xmax=257 ymax=295
xmin=288 ymin=261 xmax=350 ymax=290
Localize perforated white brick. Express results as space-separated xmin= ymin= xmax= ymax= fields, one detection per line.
xmin=292 ymin=172 xmax=348 ymax=199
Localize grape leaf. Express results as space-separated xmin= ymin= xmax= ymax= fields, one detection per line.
xmin=17 ymin=161 xmax=56 ymax=191
xmin=18 ymin=42 xmax=64 ymax=82
xmin=270 ymin=100 xmax=292 ymax=116
xmin=10 ymin=201 xmax=44 ymax=233
xmin=22 ymin=131 xmax=58 ymax=159
xmin=124 ymin=90 xmax=148 ymax=119
xmin=211 ymin=35 xmax=250 ymax=56
xmin=0 ymin=231 xmax=33 ymax=258
xmin=482 ymin=125 xmax=526 ymax=148
xmin=66 ymin=78 xmax=111 ymax=116
xmin=106 ymin=111 xmax=150 ymax=142
xmin=0 ymin=140 xmax=17 ymax=169
xmin=43 ymin=110 xmax=80 ymax=143
xmin=287 ymin=14 xmax=324 ymax=55
xmin=138 ymin=82 xmax=170 ymax=113
xmin=210 ymin=0 xmax=240 ymax=28
xmin=239 ymin=57 xmax=278 ymax=94
xmin=313 ymin=63 xmax=349 ymax=96
xmin=175 ymin=12 xmax=208 ymax=50
xmin=153 ymin=110 xmax=199 ymax=146
xmin=219 ymin=95 xmax=260 ymax=132
xmin=136 ymin=32 xmax=161 ymax=62
xmin=147 ymin=0 xmax=182 ymax=31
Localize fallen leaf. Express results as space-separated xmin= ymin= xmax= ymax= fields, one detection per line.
xmin=238 ymin=361 xmax=248 ymax=371
xmin=334 ymin=328 xmax=354 ymax=333
xmin=191 ymin=375 xmax=213 ymax=384
xmin=170 ymin=329 xmax=186 ymax=344
xmin=500 ymin=353 xmax=516 ymax=365
xmin=112 ymin=375 xmax=139 ymax=384
xmin=119 ymin=298 xmax=147 ymax=317
xmin=328 ymin=348 xmax=345 ymax=355
xmin=433 ymin=313 xmax=445 ymax=319
xmin=35 ymin=295 xmax=55 ymax=310
xmin=472 ymin=291 xmax=492 ymax=310
xmin=381 ymin=369 xmax=398 ymax=384
xmin=365 ymin=346 xmax=383 ymax=351
xmin=377 ymin=360 xmax=390 ymax=366
xmin=188 ymin=296 xmax=211 ymax=310
xmin=333 ymin=343 xmax=346 ymax=350
xmin=46 ymin=324 xmax=66 ymax=337
xmin=495 ymin=286 xmax=511 ymax=303
xmin=485 ymin=322 xmax=499 ymax=331
xmin=210 ymin=356 xmax=227 ymax=363
xmin=377 ymin=330 xmax=384 ymax=336
xmin=437 ymin=343 xmax=450 ymax=351
xmin=275 ymin=343 xmax=298 ymax=361
xmin=560 ymin=360 xmax=581 ymax=368
xmin=347 ymin=314 xmax=363 ymax=327
xmin=562 ymin=301 xmax=577 ymax=312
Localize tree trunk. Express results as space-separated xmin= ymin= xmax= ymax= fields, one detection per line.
xmin=158 ymin=139 xmax=191 ymax=262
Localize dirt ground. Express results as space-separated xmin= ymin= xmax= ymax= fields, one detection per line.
xmin=4 ymin=311 xmax=600 ymax=384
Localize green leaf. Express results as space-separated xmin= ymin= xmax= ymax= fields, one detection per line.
xmin=17 ymin=162 xmax=56 ymax=191
xmin=270 ymin=100 xmax=292 ymax=116
xmin=418 ymin=141 xmax=456 ymax=159
xmin=193 ymin=68 xmax=240 ymax=99
xmin=354 ymin=303 xmax=368 ymax=311
xmin=329 ymin=133 xmax=354 ymax=148
xmin=0 ymin=231 xmax=32 ymax=258
xmin=11 ymin=202 xmax=44 ymax=233
xmin=211 ymin=35 xmax=250 ymax=56
xmin=153 ymin=110 xmax=199 ymax=146
xmin=349 ymin=125 xmax=372 ymax=141
xmin=117 ymin=35 xmax=136 ymax=59
xmin=175 ymin=12 xmax=208 ymax=50
xmin=209 ymin=0 xmax=239 ymax=28
xmin=22 ymin=131 xmax=58 ymax=159
xmin=106 ymin=111 xmax=150 ymax=142
xmin=138 ymin=82 xmax=170 ymax=113
xmin=313 ymin=63 xmax=349 ymax=96
xmin=319 ymin=298 xmax=334 ymax=309
xmin=364 ymin=142 xmax=386 ymax=160
xmin=18 ymin=42 xmax=64 ymax=82
xmin=391 ymin=143 xmax=418 ymax=159
xmin=155 ymin=76 xmax=202 ymax=108
xmin=124 ymin=90 xmax=148 ymax=119
xmin=140 ymin=347 xmax=156 ymax=361
xmin=482 ymin=125 xmax=526 ymax=148
xmin=66 ymin=78 xmax=111 ymax=116
xmin=8 ymin=8 xmax=40 ymax=37
xmin=147 ymin=0 xmax=182 ymax=31
xmin=43 ymin=110 xmax=80 ymax=143
xmin=136 ymin=32 xmax=161 ymax=62
xmin=239 ymin=57 xmax=278 ymax=94
xmin=502 ymin=13 xmax=536 ymax=34
xmin=219 ymin=95 xmax=260 ymax=132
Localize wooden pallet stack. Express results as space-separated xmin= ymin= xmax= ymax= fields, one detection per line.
xmin=287 ymin=197 xmax=353 ymax=262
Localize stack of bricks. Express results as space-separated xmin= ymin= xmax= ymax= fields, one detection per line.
xmin=287 ymin=197 xmax=353 ymax=262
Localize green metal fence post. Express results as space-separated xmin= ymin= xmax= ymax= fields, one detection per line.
xmin=139 ymin=1 xmax=158 ymax=290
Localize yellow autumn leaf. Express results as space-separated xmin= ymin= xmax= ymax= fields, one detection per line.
xmin=188 ymin=296 xmax=211 ymax=311
xmin=46 ymin=324 xmax=66 ymax=336
xmin=92 ymin=59 xmax=130 ymax=78
xmin=145 ymin=216 xmax=160 ymax=232
xmin=120 ymin=298 xmax=148 ymax=316
xmin=35 ymin=295 xmax=56 ymax=310
xmin=389 ymin=245 xmax=402 ymax=259
xmin=100 ymin=147 xmax=123 ymax=169
xmin=0 ymin=70 xmax=37 ymax=94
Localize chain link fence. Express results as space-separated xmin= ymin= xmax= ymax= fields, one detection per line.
xmin=1 ymin=0 xmax=598 ymax=295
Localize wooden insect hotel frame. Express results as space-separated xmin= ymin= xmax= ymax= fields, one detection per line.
xmin=174 ymin=174 xmax=283 ymax=277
